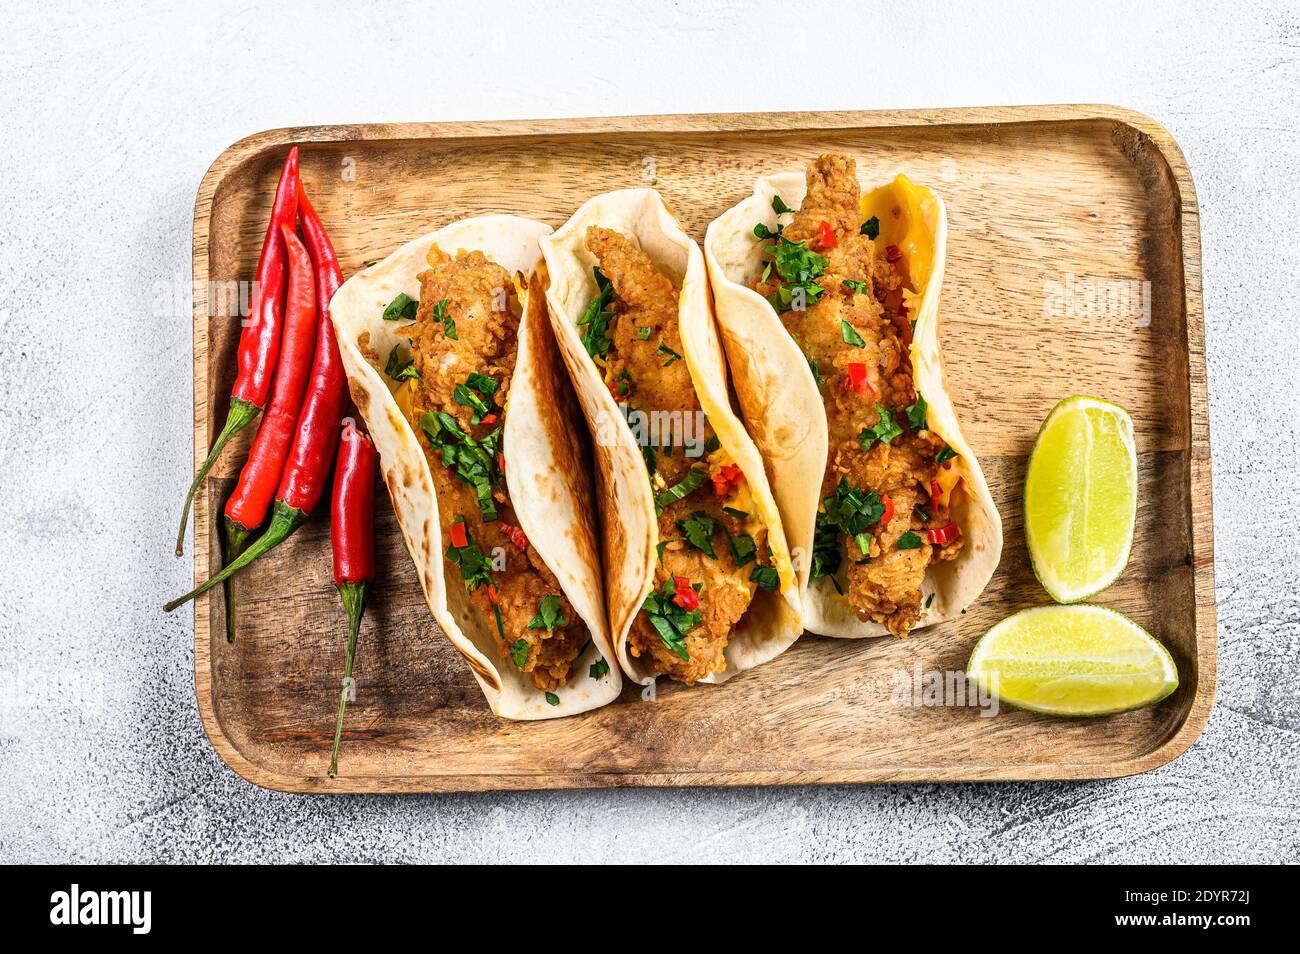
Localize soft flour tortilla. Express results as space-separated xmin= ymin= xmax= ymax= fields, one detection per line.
xmin=330 ymin=215 xmax=621 ymax=718
xmin=540 ymin=190 xmax=802 ymax=684
xmin=704 ymin=172 xmax=1003 ymax=637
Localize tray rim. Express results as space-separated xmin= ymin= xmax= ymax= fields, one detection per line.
xmin=190 ymin=105 xmax=1216 ymax=794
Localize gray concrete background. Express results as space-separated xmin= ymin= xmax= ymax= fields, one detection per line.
xmin=2 ymin=0 xmax=1296 ymax=863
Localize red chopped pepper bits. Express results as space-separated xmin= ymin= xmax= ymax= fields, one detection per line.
xmin=672 ymin=575 xmax=700 ymax=611
xmin=449 ymin=519 xmax=469 ymax=549
xmin=486 ymin=583 xmax=501 ymax=606
xmin=842 ymin=362 xmax=874 ymax=395
xmin=927 ymin=523 xmax=960 ymax=545
xmin=501 ymin=523 xmax=529 ymax=550
xmin=480 ymin=413 xmax=498 ymax=426
xmin=880 ymin=496 xmax=895 ymax=527
xmin=816 ymin=220 xmax=838 ymax=249
xmin=885 ymin=244 xmax=902 ymax=263
xmin=711 ymin=462 xmax=744 ymax=500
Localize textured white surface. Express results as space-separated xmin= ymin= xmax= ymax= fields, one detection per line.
xmin=1 ymin=0 xmax=1297 ymax=863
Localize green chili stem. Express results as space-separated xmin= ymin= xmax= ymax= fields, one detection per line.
xmin=175 ymin=398 xmax=261 ymax=556
xmin=328 ymin=580 xmax=368 ymax=778
xmin=222 ymin=519 xmax=253 ymax=643
xmin=163 ymin=501 xmax=304 ymax=612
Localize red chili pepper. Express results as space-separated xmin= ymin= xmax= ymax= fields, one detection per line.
xmin=449 ymin=520 xmax=469 ymax=549
xmin=328 ymin=419 xmax=376 ymax=778
xmin=711 ymin=462 xmax=744 ymax=500
xmin=498 ymin=452 xmax=506 ymax=471
xmin=480 ymin=413 xmax=498 ymax=426
xmin=501 ymin=523 xmax=529 ymax=550
xmin=672 ymin=576 xmax=700 ymax=611
xmin=885 ymin=244 xmax=902 ymax=263
xmin=927 ymin=522 xmax=960 ymax=545
xmin=164 ymin=177 xmax=351 ymax=614
xmin=176 ymin=146 xmax=299 ymax=556
xmin=816 ymin=220 xmax=838 ymax=249
xmin=842 ymin=362 xmax=874 ymax=395
xmin=486 ymin=583 xmax=501 ymax=606
xmin=930 ymin=479 xmax=942 ymax=512
xmin=880 ymin=496 xmax=895 ymax=526
xmin=219 ymin=224 xmax=317 ymax=641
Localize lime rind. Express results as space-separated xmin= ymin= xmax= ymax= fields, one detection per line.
xmin=966 ymin=604 xmax=1178 ymax=717
xmin=1024 ymin=395 xmax=1136 ymax=604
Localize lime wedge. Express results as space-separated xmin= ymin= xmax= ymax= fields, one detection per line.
xmin=1024 ymin=395 xmax=1136 ymax=603
xmin=967 ymin=605 xmax=1177 ymax=716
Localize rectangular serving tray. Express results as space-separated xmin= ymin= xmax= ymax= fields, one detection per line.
xmin=191 ymin=106 xmax=1215 ymax=792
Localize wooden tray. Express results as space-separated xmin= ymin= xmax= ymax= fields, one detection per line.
xmin=190 ymin=106 xmax=1215 ymax=792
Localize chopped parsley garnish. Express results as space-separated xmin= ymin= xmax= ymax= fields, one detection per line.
xmin=382 ymin=292 xmax=419 ymax=322
xmin=841 ymin=320 xmax=867 ymax=348
xmin=754 ymin=214 xmax=828 ymax=314
xmin=444 ymin=520 xmax=507 ymax=641
xmin=509 ymin=638 xmax=530 ymax=669
xmin=727 ymin=531 xmax=757 ymax=567
xmin=419 ymin=410 xmax=501 ymax=522
xmin=897 ymin=531 xmax=923 ymax=550
xmin=771 ymin=194 xmax=794 ymax=215
xmin=723 ymin=506 xmax=750 ymax=520
xmin=654 ymin=466 xmax=707 ymax=515
xmin=812 ymin=478 xmax=887 ymax=585
xmin=527 ymin=594 xmax=567 ymax=633
xmin=925 ymin=593 xmax=935 ymax=609
xmin=936 ymin=444 xmax=957 ymax=465
xmin=642 ymin=580 xmax=701 ymax=661
xmin=636 ymin=326 xmax=652 ymax=341
xmin=677 ymin=512 xmax=718 ymax=558
xmin=545 ymin=691 xmax=560 ymax=706
xmin=861 ymin=216 xmax=880 ymax=240
xmin=578 ymin=267 xmax=615 ymax=358
xmin=465 ymin=372 xmax=499 ymax=397
xmin=842 ymin=279 xmax=869 ymax=295
xmin=641 ymin=443 xmax=657 ymax=477
xmin=859 ymin=403 xmax=903 ymax=451
xmin=589 ymin=657 xmax=611 ymax=679
xmin=657 ymin=340 xmax=682 ymax=366
xmin=792 ymin=334 xmax=824 ymax=385
xmin=431 ymin=298 xmax=457 ymax=340
xmin=453 ymin=382 xmax=492 ymax=423
xmin=384 ymin=344 xmax=420 ymax=381
xmin=750 ymin=565 xmax=779 ymax=591
xmin=906 ymin=392 xmax=929 ymax=431
xmin=612 ymin=368 xmax=635 ymax=400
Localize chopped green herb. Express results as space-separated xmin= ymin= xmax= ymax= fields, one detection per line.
xmin=936 ymin=444 xmax=957 ymax=465
xmin=859 ymin=403 xmax=903 ymax=451
xmin=641 ymin=443 xmax=657 ymax=477
xmin=772 ymin=194 xmax=794 ymax=215
xmin=636 ymin=326 xmax=652 ymax=341
xmin=925 ymin=593 xmax=935 ymax=609
xmin=841 ymin=320 xmax=867 ymax=348
xmin=842 ymin=279 xmax=869 ymax=295
xmin=654 ymin=467 xmax=707 ymax=515
xmin=527 ymin=594 xmax=567 ymax=634
xmin=897 ymin=531 xmax=923 ymax=550
xmin=384 ymin=345 xmax=420 ymax=381
xmin=589 ymin=657 xmax=611 ymax=679
xmin=545 ymin=691 xmax=560 ymax=706
xmin=657 ymin=340 xmax=682 ymax=366
xmin=727 ymin=532 xmax=757 ymax=567
xmin=861 ymin=216 xmax=880 ymax=240
xmin=419 ymin=410 xmax=500 ymax=522
xmin=906 ymin=392 xmax=929 ymax=431
xmin=382 ymin=292 xmax=419 ymax=322
xmin=578 ymin=267 xmax=615 ymax=358
xmin=642 ymin=580 xmax=701 ymax=661
xmin=431 ymin=299 xmax=457 ymax=340
xmin=812 ymin=478 xmax=887 ymax=583
xmin=677 ymin=512 xmax=718 ymax=558
xmin=750 ymin=565 xmax=779 ymax=591
xmin=453 ymin=382 xmax=492 ymax=423
xmin=722 ymin=506 xmax=750 ymax=520
xmin=509 ymin=638 xmax=530 ymax=669
xmin=703 ymin=434 xmax=721 ymax=453
xmin=465 ymin=372 xmax=499 ymax=397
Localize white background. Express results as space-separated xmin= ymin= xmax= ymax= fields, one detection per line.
xmin=1 ymin=0 xmax=1296 ymax=862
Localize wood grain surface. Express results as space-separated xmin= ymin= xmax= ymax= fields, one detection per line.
xmin=190 ymin=107 xmax=1214 ymax=792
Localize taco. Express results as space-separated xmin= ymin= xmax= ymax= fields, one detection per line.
xmin=703 ymin=154 xmax=1002 ymax=638
xmin=540 ymin=190 xmax=802 ymax=685
xmin=330 ymin=215 xmax=621 ymax=718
